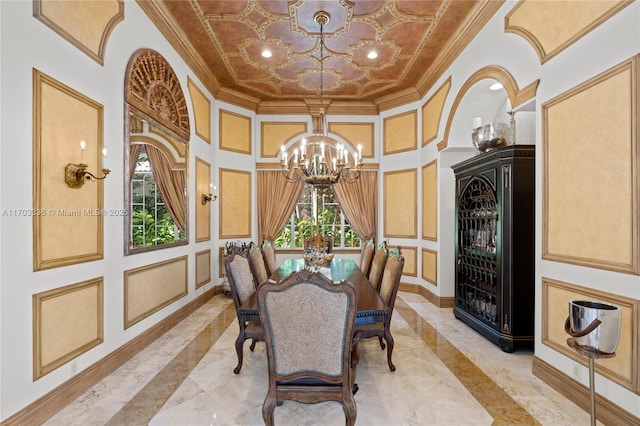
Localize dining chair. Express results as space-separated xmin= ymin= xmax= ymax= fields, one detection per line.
xmin=355 ymin=246 xmax=404 ymax=371
xmin=257 ymin=270 xmax=362 ymax=426
xmin=248 ymin=242 xmax=270 ymax=288
xmin=359 ymin=237 xmax=375 ymax=277
xmin=261 ymin=238 xmax=277 ymax=276
xmin=367 ymin=241 xmax=388 ymax=292
xmin=224 ymin=251 xmax=264 ymax=374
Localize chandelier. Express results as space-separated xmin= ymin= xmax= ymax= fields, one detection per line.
xmin=280 ymin=11 xmax=362 ymax=188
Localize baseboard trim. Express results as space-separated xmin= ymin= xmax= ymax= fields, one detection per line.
xmin=399 ymin=282 xmax=455 ymax=308
xmin=2 ymin=285 xmax=223 ymax=426
xmin=532 ymin=356 xmax=640 ymax=426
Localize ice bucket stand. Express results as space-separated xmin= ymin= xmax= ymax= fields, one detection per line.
xmin=565 ymin=312 xmax=618 ymax=426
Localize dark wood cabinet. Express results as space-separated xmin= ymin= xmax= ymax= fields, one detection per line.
xmin=452 ymin=145 xmax=535 ymax=352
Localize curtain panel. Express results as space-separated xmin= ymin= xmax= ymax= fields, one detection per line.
xmin=257 ymin=170 xmax=304 ymax=244
xmin=334 ymin=170 xmax=377 ymax=241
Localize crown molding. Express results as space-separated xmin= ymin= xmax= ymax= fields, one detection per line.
xmin=376 ymin=88 xmax=421 ymax=112
xmin=135 ymin=0 xmax=220 ymax=99
xmin=416 ymin=0 xmax=505 ymax=99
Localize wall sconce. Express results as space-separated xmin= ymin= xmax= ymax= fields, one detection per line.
xmin=65 ymin=141 xmax=110 ymax=188
xmin=201 ymin=183 xmax=217 ymax=204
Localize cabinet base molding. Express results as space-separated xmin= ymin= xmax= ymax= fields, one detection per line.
xmin=1 ymin=285 xmax=224 ymax=426
xmin=532 ymin=356 xmax=640 ymax=426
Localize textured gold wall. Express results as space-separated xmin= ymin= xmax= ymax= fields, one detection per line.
xmin=422 ymin=160 xmax=438 ymax=241
xmin=383 ymin=169 xmax=417 ymax=238
xmin=261 ymin=122 xmax=307 ymax=158
xmin=422 ymin=77 xmax=451 ymax=146
xmin=33 ymin=0 xmax=123 ymax=64
xmin=505 ymin=1 xmax=631 ymax=63
xmin=124 ymin=256 xmax=188 ymax=328
xmin=33 ymin=69 xmax=104 ymax=271
xmin=219 ymin=168 xmax=252 ymax=239
xmin=383 ymin=111 xmax=417 ymax=155
xmin=542 ymin=277 xmax=639 ymax=393
xmin=328 ymin=122 xmax=375 ymax=158
xmin=195 ymin=249 xmax=211 ymax=289
xmin=421 ymin=248 xmax=437 ymax=285
xmin=195 ymin=157 xmax=211 ymax=242
xmin=187 ymin=78 xmax=211 ymax=143
xmin=33 ymin=278 xmax=103 ymax=379
xmin=543 ymin=57 xmax=638 ymax=274
xmin=220 ymin=110 xmax=251 ymax=154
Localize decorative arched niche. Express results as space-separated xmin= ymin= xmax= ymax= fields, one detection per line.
xmin=439 ymin=66 xmax=539 ymax=151
xmin=124 ymin=49 xmax=190 ymax=254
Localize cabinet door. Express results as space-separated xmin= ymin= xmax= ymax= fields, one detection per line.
xmin=456 ymin=172 xmax=500 ymax=331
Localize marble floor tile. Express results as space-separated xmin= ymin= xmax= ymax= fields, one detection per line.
xmin=44 ymin=292 xmax=595 ymax=426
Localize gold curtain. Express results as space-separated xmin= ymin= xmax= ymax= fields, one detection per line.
xmin=334 ymin=170 xmax=377 ymax=241
xmin=145 ymin=144 xmax=187 ymax=233
xmin=258 ymin=170 xmax=304 ymax=243
xmin=129 ymin=143 xmax=142 ymax=180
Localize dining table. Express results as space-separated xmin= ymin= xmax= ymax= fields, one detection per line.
xmin=237 ymin=257 xmax=390 ymax=326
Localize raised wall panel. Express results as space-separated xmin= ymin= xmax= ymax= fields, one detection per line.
xmin=543 ymin=56 xmax=638 ymax=274
xmin=33 ymin=0 xmax=123 ymax=65
xmin=124 ymin=256 xmax=188 ymax=329
xmin=422 ymin=160 xmax=438 ymax=241
xmin=195 ymin=249 xmax=211 ymax=289
xmin=422 ymin=77 xmax=451 ymax=146
xmin=33 ymin=69 xmax=104 ymax=271
xmin=383 ymin=168 xmax=417 ymax=238
xmin=383 ymin=110 xmax=417 ymax=155
xmin=195 ymin=157 xmax=211 ymax=242
xmin=261 ymin=122 xmax=307 ymax=158
xmin=505 ymin=1 xmax=632 ymax=64
xmin=542 ymin=277 xmax=639 ymax=394
xmin=422 ymin=248 xmax=437 ymax=285
xmin=187 ymin=77 xmax=211 ymax=143
xmin=389 ymin=245 xmax=417 ymax=277
xmin=220 ymin=109 xmax=251 ymax=154
xmin=219 ymin=168 xmax=252 ymax=239
xmin=328 ymin=122 xmax=375 ymax=159
xmin=33 ymin=278 xmax=103 ymax=379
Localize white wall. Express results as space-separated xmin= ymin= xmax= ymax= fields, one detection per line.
xmin=0 ymin=0 xmax=221 ymax=419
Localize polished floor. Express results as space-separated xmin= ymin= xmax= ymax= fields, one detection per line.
xmin=44 ymin=291 xmax=596 ymax=425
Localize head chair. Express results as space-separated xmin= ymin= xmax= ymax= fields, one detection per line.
xmin=257 ymin=269 xmax=360 ymax=426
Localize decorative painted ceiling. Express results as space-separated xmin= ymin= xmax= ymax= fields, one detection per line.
xmin=155 ymin=0 xmax=481 ymax=107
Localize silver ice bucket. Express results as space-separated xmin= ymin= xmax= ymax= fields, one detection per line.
xmin=565 ymin=300 xmax=621 ymax=354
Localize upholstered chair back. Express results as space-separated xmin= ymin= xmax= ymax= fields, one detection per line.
xmin=258 ymin=270 xmax=356 ymax=379
xmin=225 ymin=252 xmax=255 ymax=309
xmin=379 ymin=247 xmax=404 ymax=311
xmin=249 ymin=243 xmax=269 ymax=287
xmin=359 ymin=238 xmax=375 ymax=276
xmin=261 ymin=239 xmax=277 ymax=276
xmin=368 ymin=241 xmax=388 ymax=291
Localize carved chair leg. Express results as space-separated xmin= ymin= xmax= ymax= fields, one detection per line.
xmin=378 ymin=335 xmax=386 ymax=349
xmin=233 ymin=324 xmax=246 ymax=374
xmin=262 ymin=389 xmax=277 ymax=426
xmin=250 ymin=338 xmax=257 ymax=351
xmin=343 ymin=391 xmax=357 ymax=426
xmin=384 ymin=322 xmax=395 ymax=372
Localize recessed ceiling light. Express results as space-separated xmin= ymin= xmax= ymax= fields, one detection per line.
xmin=261 ymin=50 xmax=272 ymax=58
xmin=489 ymin=82 xmax=503 ymax=91
xmin=367 ymin=51 xmax=378 ymax=59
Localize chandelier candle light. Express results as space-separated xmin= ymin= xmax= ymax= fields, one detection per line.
xmin=280 ymin=10 xmax=363 ymax=188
